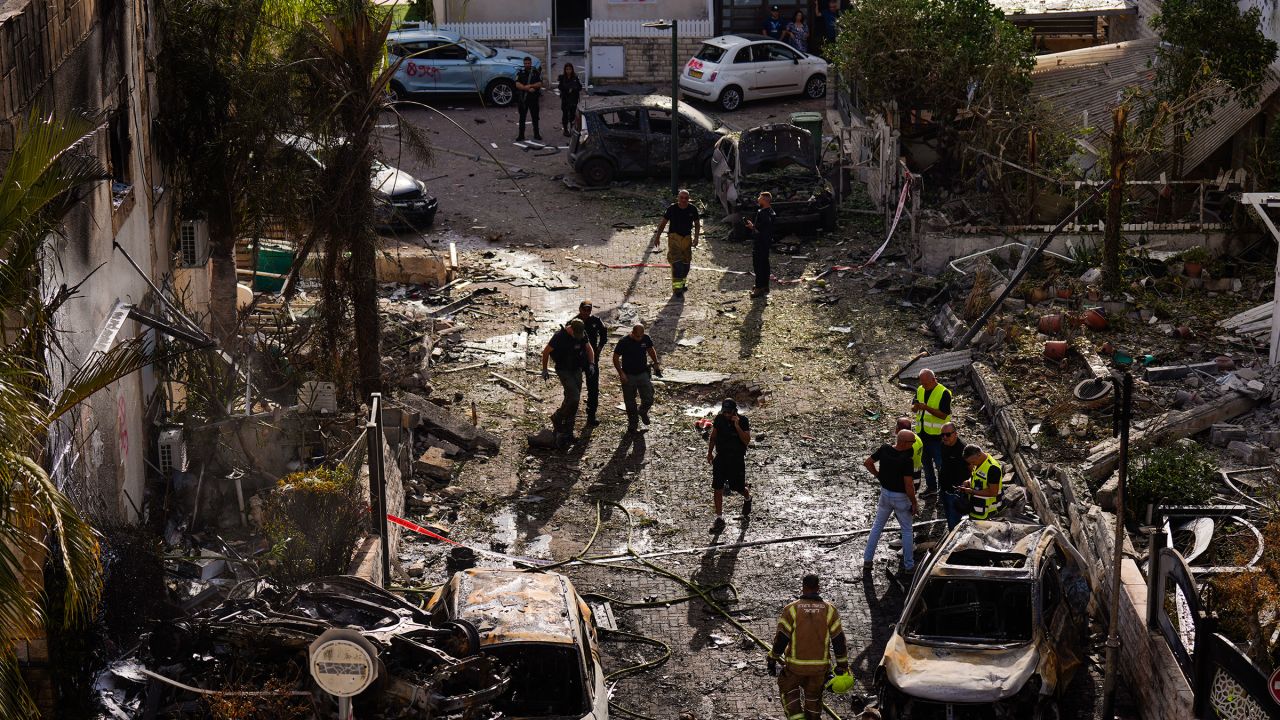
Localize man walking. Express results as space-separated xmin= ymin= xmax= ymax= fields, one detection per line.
xmin=706 ymin=398 xmax=753 ymax=532
xmin=744 ymin=191 xmax=775 ymax=298
xmin=652 ymin=189 xmax=701 ymax=297
xmin=960 ymin=444 xmax=1004 ymax=521
xmin=575 ymin=300 xmax=607 ymax=427
xmin=938 ymin=423 xmax=968 ymax=529
xmin=612 ymin=323 xmax=661 ymax=435
xmin=515 ymin=57 xmax=543 ymax=141
xmin=768 ymin=573 xmax=849 ymax=720
xmin=912 ymin=368 xmax=953 ymax=496
xmin=540 ymin=319 xmax=593 ymax=446
xmin=862 ymin=429 xmax=919 ymax=571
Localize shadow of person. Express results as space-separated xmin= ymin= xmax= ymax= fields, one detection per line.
xmin=738 ymin=294 xmax=767 ymax=360
xmin=588 ymin=432 xmax=648 ymax=518
xmin=647 ymin=292 xmax=687 ymax=355
xmin=850 ymin=560 xmax=908 ymax=680
xmin=686 ymin=519 xmax=750 ymax=651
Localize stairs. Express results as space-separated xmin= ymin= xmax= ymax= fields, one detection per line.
xmin=551 ymin=30 xmax=587 ymax=79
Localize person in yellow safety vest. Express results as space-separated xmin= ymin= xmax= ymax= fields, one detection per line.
xmin=895 ymin=417 xmax=923 ymax=484
xmin=911 ymin=368 xmax=952 ymax=497
xmin=768 ymin=573 xmax=849 ymax=720
xmin=960 ymin=444 xmax=1004 ymax=520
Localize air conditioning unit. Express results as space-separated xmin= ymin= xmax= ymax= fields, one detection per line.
xmin=157 ymin=427 xmax=188 ymax=474
xmin=178 ymin=219 xmax=209 ymax=267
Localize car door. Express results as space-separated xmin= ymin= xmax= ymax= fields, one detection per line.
xmin=431 ymin=39 xmax=472 ymax=92
xmin=392 ymin=40 xmax=436 ymax=93
xmin=1039 ymin=549 xmax=1086 ymax=687
xmin=598 ymin=108 xmax=647 ymax=175
xmin=752 ymin=42 xmax=805 ymax=97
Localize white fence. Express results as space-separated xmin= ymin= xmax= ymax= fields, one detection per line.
xmin=397 ymin=19 xmax=550 ymax=40
xmin=585 ymin=17 xmax=713 ymax=39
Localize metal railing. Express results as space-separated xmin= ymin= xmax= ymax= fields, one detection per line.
xmin=397 ymin=19 xmax=551 ymax=40
xmin=584 ymin=17 xmax=713 ymax=38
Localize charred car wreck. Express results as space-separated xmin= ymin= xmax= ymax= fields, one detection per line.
xmin=877 ymin=520 xmax=1092 ymax=720
xmin=711 ymin=123 xmax=835 ymax=238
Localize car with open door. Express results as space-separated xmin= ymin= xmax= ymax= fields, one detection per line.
xmin=569 ymin=95 xmax=726 ymax=187
xmin=876 ymin=520 xmax=1092 ymax=720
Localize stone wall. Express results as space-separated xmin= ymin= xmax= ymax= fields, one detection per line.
xmin=590 ymin=36 xmax=705 ymax=85
xmin=969 ymin=362 xmax=1195 ymax=720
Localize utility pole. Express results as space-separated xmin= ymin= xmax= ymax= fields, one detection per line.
xmin=1100 ymin=370 xmax=1133 ymax=719
xmin=643 ymin=19 xmax=680 ymax=194
xmin=1103 ymin=105 xmax=1127 ymax=291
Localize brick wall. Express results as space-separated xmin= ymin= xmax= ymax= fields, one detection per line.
xmin=591 ymin=36 xmax=705 ymax=85
xmin=0 ymin=0 xmax=99 ymax=138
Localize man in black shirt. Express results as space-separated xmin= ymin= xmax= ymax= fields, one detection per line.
xmin=515 ymin=57 xmax=543 ymax=141
xmin=652 ymin=190 xmax=701 ymax=296
xmin=744 ymin=191 xmax=776 ymax=298
xmin=574 ymin=300 xmax=608 ymax=427
xmin=613 ymin=323 xmax=661 ymax=435
xmin=861 ymin=429 xmax=919 ymax=571
xmin=938 ymin=423 xmax=968 ymax=529
xmin=762 ymin=4 xmax=785 ymax=38
xmin=706 ymin=398 xmax=753 ymax=532
xmin=540 ymin=318 xmax=594 ymax=445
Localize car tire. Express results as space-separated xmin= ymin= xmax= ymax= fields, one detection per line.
xmin=486 ymin=78 xmax=516 ymax=107
xmin=717 ymin=86 xmax=744 ymax=112
xmin=389 ymin=80 xmax=408 ymax=104
xmin=805 ymin=74 xmax=827 ymax=99
xmin=445 ymin=619 xmax=482 ymax=657
xmin=579 ymin=157 xmax=615 ymax=187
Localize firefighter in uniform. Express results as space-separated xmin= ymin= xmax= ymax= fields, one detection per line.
xmin=912 ymin=368 xmax=952 ymax=496
xmin=960 ymin=444 xmax=1004 ymax=520
xmin=768 ymin=573 xmax=849 ymax=720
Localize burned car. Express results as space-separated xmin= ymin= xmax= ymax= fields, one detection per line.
xmin=569 ymin=95 xmax=726 ymax=187
xmin=877 ymin=520 xmax=1091 ymax=720
xmin=428 ymin=568 xmax=608 ymax=719
xmin=711 ymin=123 xmax=835 ymax=237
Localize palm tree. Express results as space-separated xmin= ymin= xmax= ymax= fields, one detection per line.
xmin=0 ymin=111 xmax=166 ymax=719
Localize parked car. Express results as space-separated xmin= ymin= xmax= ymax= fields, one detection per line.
xmin=276 ymin=134 xmax=438 ymax=231
xmin=877 ymin=520 xmax=1092 ymax=720
xmin=679 ymin=34 xmax=828 ymax=112
xmin=427 ymin=568 xmax=608 ymax=720
xmin=710 ymin=123 xmax=835 ymax=236
xmin=385 ymin=29 xmax=540 ymax=107
xmin=569 ymin=95 xmax=727 ymax=187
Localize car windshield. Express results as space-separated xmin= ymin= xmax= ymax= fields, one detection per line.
xmin=695 ymin=43 xmax=728 ymax=62
xmin=484 ymin=644 xmax=587 ymax=717
xmin=679 ymin=103 xmax=719 ymax=131
xmin=904 ymin=578 xmax=1034 ymax=644
xmin=462 ymin=37 xmax=497 ymax=58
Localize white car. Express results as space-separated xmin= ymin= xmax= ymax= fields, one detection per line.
xmin=679 ymin=34 xmax=828 ymax=112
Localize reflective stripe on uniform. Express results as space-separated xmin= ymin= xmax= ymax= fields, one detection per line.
xmin=782 ymin=600 xmax=838 ymax=668
xmin=970 ymin=455 xmax=1004 ymax=519
xmin=915 ymin=383 xmax=951 ymax=436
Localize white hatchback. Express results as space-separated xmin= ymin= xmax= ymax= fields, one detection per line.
xmin=679 ymin=34 xmax=828 ymax=112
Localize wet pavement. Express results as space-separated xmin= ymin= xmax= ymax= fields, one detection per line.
xmin=383 ymin=91 xmax=1108 ymax=719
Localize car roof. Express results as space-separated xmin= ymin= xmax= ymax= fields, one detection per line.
xmin=926 ymin=521 xmax=1061 ymax=581
xmin=387 ymin=28 xmax=461 ymax=43
xmin=581 ymin=94 xmax=695 ymax=112
xmin=450 ymin=569 xmax=579 ymax=647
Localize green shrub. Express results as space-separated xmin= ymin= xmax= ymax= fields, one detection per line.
xmin=263 ymin=465 xmax=367 ymax=583
xmin=1126 ymin=443 xmax=1217 ymax=521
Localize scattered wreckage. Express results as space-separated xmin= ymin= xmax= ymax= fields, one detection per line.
xmin=711 ymin=124 xmax=835 ymax=237
xmin=97 ymin=574 xmax=596 ymax=719
xmin=877 ymin=520 xmax=1091 ymax=720
xmin=569 ymin=95 xmax=726 ymax=187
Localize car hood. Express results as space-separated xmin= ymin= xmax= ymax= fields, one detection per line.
xmin=372 ymin=162 xmax=421 ymax=197
xmin=738 ymin=124 xmax=817 ymax=176
xmin=498 ymin=50 xmax=539 ymax=66
xmin=882 ymin=634 xmax=1039 ymax=703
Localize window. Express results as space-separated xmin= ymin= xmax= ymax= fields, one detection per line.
xmin=1041 ymin=568 xmax=1062 ymax=617
xmin=600 ymin=109 xmax=641 ymax=131
xmin=760 ymin=43 xmax=800 ymax=61
xmin=390 ymin=41 xmax=431 ymax=58
xmin=695 ymin=43 xmax=727 ymax=62
xmin=904 ymin=578 xmax=1034 ymax=644
xmin=733 ymin=46 xmax=757 ymax=63
xmin=433 ymin=41 xmax=468 ymax=60
xmin=647 ymin=110 xmax=673 ymax=135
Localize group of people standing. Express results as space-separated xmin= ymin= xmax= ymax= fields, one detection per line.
xmin=513 ymin=56 xmax=584 ymax=142
xmin=652 ymin=189 xmax=776 ymax=299
xmin=762 ymin=1 xmax=844 ymax=56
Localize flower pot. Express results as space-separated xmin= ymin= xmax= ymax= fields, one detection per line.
xmin=1056 ymin=287 xmax=1073 ymax=299
xmin=1184 ymin=261 xmax=1203 ymax=278
xmin=1038 ymin=314 xmax=1064 ymax=335
xmin=1083 ymin=308 xmax=1108 ymax=331
xmin=1044 ymin=340 xmax=1070 ymax=361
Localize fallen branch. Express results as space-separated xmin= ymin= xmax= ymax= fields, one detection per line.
xmin=490 ymin=372 xmax=541 ymax=401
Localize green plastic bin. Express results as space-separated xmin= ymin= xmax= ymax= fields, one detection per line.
xmin=789 ymin=111 xmax=824 ymax=166
xmin=253 ymin=242 xmax=296 ymax=292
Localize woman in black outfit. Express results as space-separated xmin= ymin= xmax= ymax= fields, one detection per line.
xmin=557 ymin=63 xmax=583 ymax=137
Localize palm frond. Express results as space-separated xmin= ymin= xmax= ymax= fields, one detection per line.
xmin=0 ymin=651 xmax=40 ymax=720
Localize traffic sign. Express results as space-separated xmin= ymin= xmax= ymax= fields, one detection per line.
xmin=1269 ymin=666 xmax=1280 ymax=705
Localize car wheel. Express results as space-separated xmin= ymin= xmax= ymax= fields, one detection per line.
xmin=389 ymin=80 xmax=407 ymax=104
xmin=805 ymin=74 xmax=827 ymax=99
xmin=718 ymin=86 xmax=743 ymax=112
xmin=486 ymin=78 xmax=516 ymax=107
xmin=579 ymin=158 xmax=615 ymax=186
xmin=444 ymin=619 xmax=482 ymax=657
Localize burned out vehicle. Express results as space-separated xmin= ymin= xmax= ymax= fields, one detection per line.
xmin=428 ymin=568 xmax=608 ymax=719
xmin=569 ymin=95 xmax=726 ymax=187
xmin=877 ymin=521 xmax=1091 ymax=719
xmin=711 ymin=123 xmax=835 ymax=237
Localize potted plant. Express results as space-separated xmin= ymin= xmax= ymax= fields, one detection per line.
xmin=1180 ymin=246 xmax=1209 ymax=278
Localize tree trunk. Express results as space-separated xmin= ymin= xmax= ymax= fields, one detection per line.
xmin=207 ymin=210 xmax=239 ymax=347
xmin=1103 ymin=105 xmax=1127 ymax=292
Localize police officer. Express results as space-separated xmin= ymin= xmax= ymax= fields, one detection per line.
xmin=515 ymin=56 xmax=543 ymax=141
xmin=912 ymin=368 xmax=953 ymax=496
xmin=745 ymin=191 xmax=775 ymax=298
xmin=960 ymin=444 xmax=1004 ymax=520
xmin=768 ymin=573 xmax=849 ymax=720
xmin=574 ymin=300 xmax=607 ymax=427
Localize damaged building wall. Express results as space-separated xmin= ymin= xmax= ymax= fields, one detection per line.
xmin=590 ymin=35 xmax=705 ymax=85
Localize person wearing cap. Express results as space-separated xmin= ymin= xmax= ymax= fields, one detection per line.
xmin=763 ymin=4 xmax=785 ymax=39
xmin=575 ymin=300 xmax=608 ymax=426
xmin=652 ymin=189 xmax=701 ymax=297
xmin=613 ymin=323 xmax=661 ymax=435
xmin=540 ymin=319 xmax=594 ymax=445
xmin=706 ymin=398 xmax=753 ymax=532
xmin=768 ymin=573 xmax=848 ymax=720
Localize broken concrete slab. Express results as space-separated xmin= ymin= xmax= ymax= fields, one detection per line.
xmin=1144 ymin=361 xmax=1220 ymax=382
xmin=425 ymin=434 xmax=463 ymax=457
xmin=897 ymin=350 xmax=973 ymax=382
xmin=414 ymin=446 xmax=454 ymax=481
xmin=656 ymin=369 xmax=731 ymax=385
xmin=1228 ymin=441 xmax=1270 ymax=465
xmin=397 ymin=392 xmax=501 ymax=452
xmin=931 ymin=304 xmax=967 ymax=347
xmin=1210 ymin=424 xmax=1247 ymax=446
xmin=1219 ymin=301 xmax=1274 ymax=330
xmin=1263 ymin=430 xmax=1280 ymax=449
